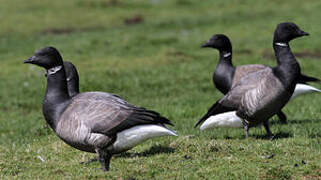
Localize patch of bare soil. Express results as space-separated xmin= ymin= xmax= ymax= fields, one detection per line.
xmin=301 ymin=170 xmax=321 ymax=180
xmin=262 ymin=49 xmax=321 ymax=60
xmin=235 ymin=49 xmax=252 ymax=55
xmin=295 ymin=51 xmax=321 ymax=59
xmin=166 ymin=51 xmax=195 ymax=60
xmin=42 ymin=28 xmax=75 ymax=35
xmin=124 ymin=15 xmax=144 ymax=25
xmin=78 ymin=0 xmax=122 ymax=8
xmin=42 ymin=26 xmax=104 ymax=35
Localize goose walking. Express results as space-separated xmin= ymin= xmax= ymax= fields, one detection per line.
xmin=195 ymin=22 xmax=310 ymax=138
xmin=24 ymin=47 xmax=177 ymax=171
xmin=201 ymin=34 xmax=320 ymax=123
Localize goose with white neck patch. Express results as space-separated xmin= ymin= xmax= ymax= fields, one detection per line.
xmin=196 ymin=22 xmax=311 ymax=138
xmin=200 ymin=33 xmax=320 ymax=124
xmin=24 ymin=47 xmax=177 ymax=171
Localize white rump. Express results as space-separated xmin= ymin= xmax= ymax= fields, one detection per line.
xmin=290 ymin=83 xmax=321 ymax=101
xmin=200 ymin=111 xmax=243 ymax=131
xmin=110 ymin=125 xmax=177 ymax=153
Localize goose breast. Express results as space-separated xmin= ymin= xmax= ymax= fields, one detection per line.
xmin=55 ymin=92 xmax=133 ymax=152
xmin=236 ymin=68 xmax=292 ymax=124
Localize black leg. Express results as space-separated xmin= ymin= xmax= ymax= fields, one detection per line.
xmin=277 ymin=111 xmax=287 ymax=124
xmin=242 ymin=121 xmax=249 ymax=138
xmin=96 ymin=149 xmax=112 ymax=171
xmin=263 ymin=121 xmax=274 ymax=139
xmin=101 ymin=155 xmax=111 ymax=171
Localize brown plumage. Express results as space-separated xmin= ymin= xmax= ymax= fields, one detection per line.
xmin=232 ymin=65 xmax=267 ymax=86
xmin=24 ymin=47 xmax=176 ymax=171
xmin=57 ymin=92 xmax=172 ymax=153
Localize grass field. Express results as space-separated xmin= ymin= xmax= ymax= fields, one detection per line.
xmin=0 ymin=0 xmax=321 ymax=179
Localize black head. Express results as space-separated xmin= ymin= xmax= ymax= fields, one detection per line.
xmin=24 ymin=46 xmax=63 ymax=69
xmin=273 ymin=22 xmax=309 ymax=43
xmin=201 ymin=34 xmax=232 ymax=52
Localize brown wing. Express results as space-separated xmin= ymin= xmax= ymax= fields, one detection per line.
xmin=227 ymin=68 xmax=291 ymax=124
xmin=232 ymin=64 xmax=268 ymax=87
xmin=196 ymin=68 xmax=261 ymax=127
xmin=61 ymin=92 xmax=172 ymax=136
xmin=238 ymin=71 xmax=291 ymax=122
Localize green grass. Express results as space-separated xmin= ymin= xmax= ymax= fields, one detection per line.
xmin=0 ymin=0 xmax=321 ymax=179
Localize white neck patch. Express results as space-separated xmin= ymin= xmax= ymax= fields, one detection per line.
xmin=223 ymin=52 xmax=231 ymax=58
xmin=47 ymin=65 xmax=62 ymax=75
xmin=275 ymin=42 xmax=288 ymax=47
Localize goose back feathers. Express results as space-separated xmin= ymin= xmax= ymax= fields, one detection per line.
xmin=24 ymin=47 xmax=176 ymax=171
xmin=57 ymin=91 xmax=173 ymax=153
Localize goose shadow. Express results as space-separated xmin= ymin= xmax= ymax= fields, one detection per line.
xmin=271 ymin=119 xmax=321 ymax=125
xmin=286 ymin=119 xmax=321 ymax=124
xmin=80 ymin=145 xmax=175 ymax=164
xmin=116 ymin=145 xmax=175 ymax=158
xmin=253 ymin=132 xmax=292 ymax=140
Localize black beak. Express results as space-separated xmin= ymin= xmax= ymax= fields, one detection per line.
xmin=299 ymin=30 xmax=309 ymax=36
xmin=24 ymin=56 xmax=35 ymax=64
xmin=201 ymin=42 xmax=211 ymax=48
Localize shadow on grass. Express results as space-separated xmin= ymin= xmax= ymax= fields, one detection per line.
xmin=287 ymin=119 xmax=321 ymax=124
xmin=116 ymin=145 xmax=175 ymax=158
xmin=253 ymin=132 xmax=292 ymax=140
xmin=271 ymin=119 xmax=321 ymax=125
xmin=263 ymin=49 xmax=321 ymax=60
xmin=80 ymin=145 xmax=175 ymax=164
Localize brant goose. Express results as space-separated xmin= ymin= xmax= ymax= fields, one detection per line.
xmin=24 ymin=47 xmax=177 ymax=171
xmin=195 ymin=22 xmax=310 ymax=138
xmin=201 ymin=34 xmax=320 ymax=123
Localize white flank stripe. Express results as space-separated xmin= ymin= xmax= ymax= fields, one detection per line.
xmin=290 ymin=84 xmax=321 ymax=101
xmin=110 ymin=125 xmax=177 ymax=153
xmin=200 ymin=111 xmax=243 ymax=131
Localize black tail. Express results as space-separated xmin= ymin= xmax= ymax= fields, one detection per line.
xmin=159 ymin=116 xmax=174 ymax=126
xmin=104 ymin=109 xmax=173 ymax=135
xmin=194 ymin=101 xmax=234 ymax=128
xmin=298 ymin=74 xmax=320 ymax=84
xmin=134 ymin=109 xmax=174 ymax=126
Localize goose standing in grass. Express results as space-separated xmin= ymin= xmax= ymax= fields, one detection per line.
xmin=195 ymin=22 xmax=310 ymax=138
xmin=24 ymin=47 xmax=177 ymax=171
xmin=201 ymin=34 xmax=320 ymax=124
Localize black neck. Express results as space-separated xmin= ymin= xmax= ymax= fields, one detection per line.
xmin=273 ymin=42 xmax=301 ymax=91
xmin=43 ymin=66 xmax=71 ymax=130
xmin=213 ymin=50 xmax=235 ymax=94
xmin=67 ymin=77 xmax=79 ymax=97
xmin=218 ymin=50 xmax=233 ymax=63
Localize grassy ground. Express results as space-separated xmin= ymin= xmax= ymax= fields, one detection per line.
xmin=0 ymin=0 xmax=321 ymax=179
